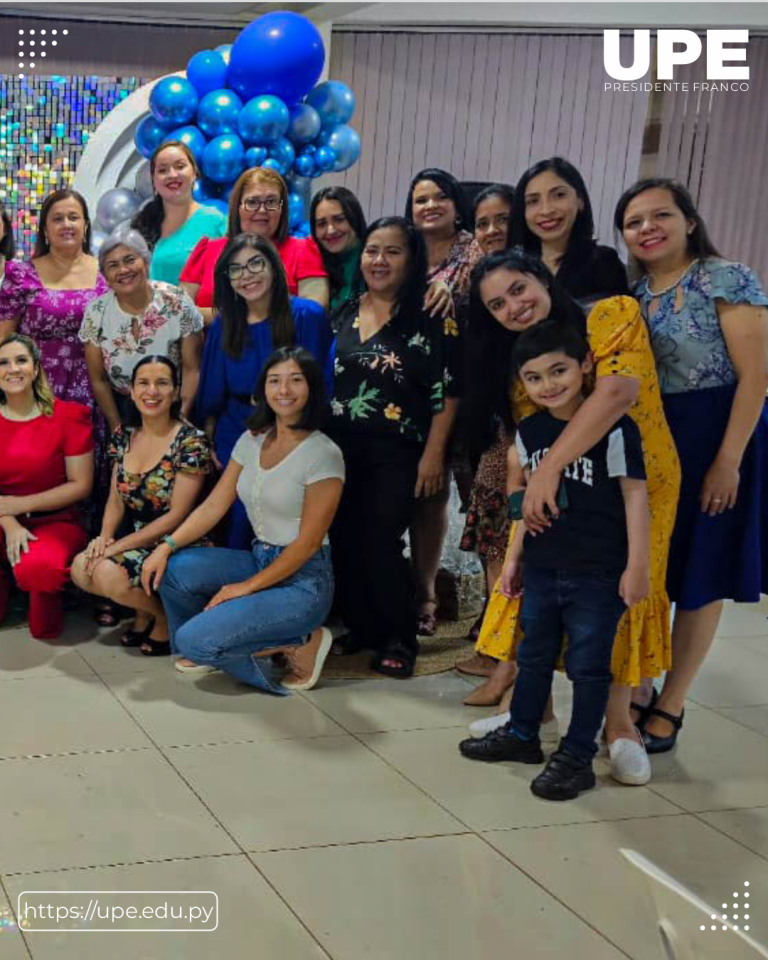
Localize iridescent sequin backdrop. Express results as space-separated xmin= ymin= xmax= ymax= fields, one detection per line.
xmin=0 ymin=75 xmax=146 ymax=256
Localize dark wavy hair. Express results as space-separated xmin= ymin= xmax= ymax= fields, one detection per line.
xmin=34 ymin=189 xmax=92 ymax=258
xmin=131 ymin=141 xmax=199 ymax=250
xmin=459 ymin=248 xmax=586 ymax=458
xmin=509 ymin=157 xmax=595 ymax=254
xmin=247 ymin=346 xmax=326 ymax=433
xmin=404 ymin=167 xmax=471 ymax=233
xmin=614 ymin=177 xmax=722 ymax=271
xmin=125 ymin=354 xmax=182 ymax=426
xmin=361 ymin=217 xmax=429 ymax=335
xmin=1 ymin=204 xmax=15 ymax=260
xmin=310 ymin=186 xmax=367 ymax=301
xmin=213 ymin=234 xmax=294 ymax=360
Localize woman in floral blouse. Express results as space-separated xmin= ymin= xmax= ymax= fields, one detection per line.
xmin=79 ymin=230 xmax=203 ymax=431
xmin=328 ymin=216 xmax=461 ymax=678
xmin=72 ymin=354 xmax=211 ymax=654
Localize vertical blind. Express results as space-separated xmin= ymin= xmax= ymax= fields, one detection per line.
xmin=326 ymin=31 xmax=650 ymax=246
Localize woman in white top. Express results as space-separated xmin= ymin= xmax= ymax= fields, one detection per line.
xmin=140 ymin=346 xmax=344 ymax=693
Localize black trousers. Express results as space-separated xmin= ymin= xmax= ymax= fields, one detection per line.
xmin=330 ymin=434 xmax=423 ymax=653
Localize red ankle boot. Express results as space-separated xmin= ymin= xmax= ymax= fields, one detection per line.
xmin=28 ymin=591 xmax=64 ymax=640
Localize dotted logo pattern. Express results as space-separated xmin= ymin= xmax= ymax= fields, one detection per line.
xmin=699 ymin=881 xmax=751 ymax=933
xmin=17 ymin=27 xmax=69 ymax=78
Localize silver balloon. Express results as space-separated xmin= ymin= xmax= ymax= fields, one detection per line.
xmin=96 ymin=188 xmax=141 ymax=233
xmin=134 ymin=161 xmax=154 ymax=201
xmin=90 ymin=228 xmax=108 ymax=256
xmin=111 ymin=218 xmax=135 ymax=240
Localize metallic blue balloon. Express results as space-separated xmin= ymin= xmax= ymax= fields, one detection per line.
xmin=226 ymin=12 xmax=325 ymax=105
xmin=315 ymin=146 xmax=337 ymax=172
xmin=192 ymin=178 xmax=223 ymax=202
xmin=320 ymin=123 xmax=361 ymax=172
xmin=294 ymin=153 xmax=316 ymax=177
xmin=287 ymin=103 xmax=322 ymax=145
xmin=134 ymin=114 xmax=170 ymax=158
xmin=205 ymin=198 xmax=230 ymax=217
xmin=237 ymin=96 xmax=290 ymax=146
xmin=306 ymin=81 xmax=355 ymax=126
xmin=287 ymin=191 xmax=305 ymax=229
xmin=268 ymin=137 xmax=296 ymax=176
xmin=186 ymin=50 xmax=228 ymax=96
xmin=216 ymin=44 xmax=232 ymax=66
xmin=163 ymin=125 xmax=207 ymax=164
xmin=149 ymin=77 xmax=199 ymax=127
xmin=261 ymin=158 xmax=284 ymax=174
xmin=201 ymin=134 xmax=246 ymax=184
xmin=287 ymin=173 xmax=312 ymax=198
xmin=245 ymin=146 xmax=268 ymax=168
xmin=197 ymin=89 xmax=243 ymax=137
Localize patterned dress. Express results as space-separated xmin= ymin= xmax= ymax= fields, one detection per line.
xmin=107 ymin=423 xmax=212 ymax=584
xmin=475 ymin=297 xmax=681 ymax=686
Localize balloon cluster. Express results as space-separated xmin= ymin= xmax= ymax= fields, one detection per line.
xmin=93 ymin=12 xmax=359 ymax=250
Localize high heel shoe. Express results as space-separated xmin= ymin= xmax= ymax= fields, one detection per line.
xmin=642 ymin=707 xmax=684 ymax=754
xmin=630 ymin=685 xmax=658 ymax=731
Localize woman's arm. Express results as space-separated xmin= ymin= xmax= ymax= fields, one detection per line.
xmin=0 ymin=318 xmax=20 ymax=341
xmin=415 ymin=397 xmax=459 ymax=497
xmin=701 ymin=302 xmax=768 ymax=515
xmin=0 ymin=452 xmax=93 ymax=517
xmin=298 ymin=277 xmax=330 ymax=311
xmin=99 ymin=464 xmax=125 ymax=540
xmin=499 ymin=445 xmax=527 ymax=598
xmin=85 ymin=342 xmax=122 ymax=431
xmin=179 ymin=332 xmax=203 ymax=419
xmin=180 ymin=282 xmax=214 ymax=326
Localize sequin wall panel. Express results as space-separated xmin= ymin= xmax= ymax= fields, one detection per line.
xmin=0 ymin=75 xmax=146 ymax=257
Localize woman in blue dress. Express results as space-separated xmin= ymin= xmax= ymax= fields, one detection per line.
xmin=196 ymin=233 xmax=332 ymax=548
xmin=616 ymin=178 xmax=768 ymax=754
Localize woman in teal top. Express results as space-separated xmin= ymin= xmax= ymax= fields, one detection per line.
xmin=131 ymin=141 xmax=227 ymax=287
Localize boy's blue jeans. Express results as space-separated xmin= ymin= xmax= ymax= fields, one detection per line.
xmin=159 ymin=542 xmax=333 ymax=695
xmin=509 ymin=564 xmax=626 ymax=762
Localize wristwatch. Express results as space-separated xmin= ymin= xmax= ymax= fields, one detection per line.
xmin=162 ymin=535 xmax=179 ymax=553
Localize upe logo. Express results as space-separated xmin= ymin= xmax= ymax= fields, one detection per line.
xmin=604 ymin=29 xmax=749 ymax=81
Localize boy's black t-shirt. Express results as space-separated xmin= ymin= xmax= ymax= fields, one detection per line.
xmin=515 ymin=412 xmax=646 ymax=571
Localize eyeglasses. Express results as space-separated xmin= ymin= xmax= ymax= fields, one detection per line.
xmin=227 ymin=255 xmax=268 ymax=281
xmin=240 ymin=197 xmax=283 ymax=213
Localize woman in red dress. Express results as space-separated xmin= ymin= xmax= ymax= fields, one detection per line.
xmin=0 ymin=333 xmax=94 ymax=639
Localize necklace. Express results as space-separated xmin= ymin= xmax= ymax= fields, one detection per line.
xmin=0 ymin=401 xmax=41 ymax=421
xmin=648 ymin=259 xmax=699 ymax=298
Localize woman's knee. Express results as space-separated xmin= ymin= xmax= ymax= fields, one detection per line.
xmin=90 ymin=559 xmax=130 ymax=600
xmin=14 ymin=551 xmax=68 ymax=594
xmin=70 ymin=552 xmax=91 ymax=590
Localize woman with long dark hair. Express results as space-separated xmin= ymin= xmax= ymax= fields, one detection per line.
xmin=0 ymin=203 xmax=15 ymax=276
xmin=615 ymin=177 xmax=768 ymax=754
xmin=310 ymin=186 xmax=367 ymax=315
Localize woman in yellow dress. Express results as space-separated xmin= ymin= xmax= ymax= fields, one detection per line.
xmin=461 ymin=250 xmax=680 ymax=782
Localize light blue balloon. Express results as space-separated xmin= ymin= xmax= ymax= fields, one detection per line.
xmin=287 ymin=191 xmax=306 ymax=229
xmin=149 ymin=77 xmax=199 ymax=127
xmin=315 ymin=145 xmax=337 ymax=172
xmin=202 ymin=133 xmax=246 ymax=183
xmin=186 ymin=50 xmax=228 ymax=96
xmin=287 ymin=103 xmax=321 ymax=145
xmin=294 ymin=153 xmax=316 ymax=177
xmin=216 ymin=44 xmax=233 ymax=66
xmin=163 ymin=125 xmax=207 ymax=164
xmin=268 ymin=137 xmax=296 ymax=176
xmin=197 ymin=89 xmax=243 ymax=138
xmin=245 ymin=146 xmax=268 ymax=168
xmin=134 ymin=114 xmax=169 ymax=158
xmin=321 ymin=123 xmax=361 ymax=172
xmin=306 ymin=80 xmax=355 ymax=126
xmin=261 ymin=158 xmax=284 ymax=174
xmin=238 ymin=95 xmax=290 ymax=146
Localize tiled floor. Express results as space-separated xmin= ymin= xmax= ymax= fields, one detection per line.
xmin=1 ymin=599 xmax=767 ymax=958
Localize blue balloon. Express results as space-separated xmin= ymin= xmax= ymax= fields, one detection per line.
xmin=186 ymin=50 xmax=228 ymax=96
xmin=134 ymin=114 xmax=170 ymax=158
xmin=216 ymin=43 xmax=232 ymax=65
xmin=237 ymin=96 xmax=290 ymax=146
xmin=306 ymin=80 xmax=355 ymax=126
xmin=287 ymin=192 xmax=305 ymax=229
xmin=245 ymin=146 xmax=268 ymax=168
xmin=204 ymin=198 xmax=230 ymax=217
xmin=197 ymin=89 xmax=243 ymax=137
xmin=294 ymin=153 xmax=316 ymax=177
xmin=227 ymin=12 xmax=325 ymax=105
xmin=320 ymin=123 xmax=361 ymax=172
xmin=315 ymin=146 xmax=337 ymax=172
xmin=287 ymin=173 xmax=312 ymax=198
xmin=192 ymin=178 xmax=224 ymax=202
xmin=163 ymin=125 xmax=207 ymax=164
xmin=202 ymin=134 xmax=246 ymax=184
xmin=261 ymin=158 xmax=284 ymax=174
xmin=149 ymin=77 xmax=199 ymax=127
xmin=287 ymin=103 xmax=322 ymax=145
xmin=268 ymin=137 xmax=296 ymax=176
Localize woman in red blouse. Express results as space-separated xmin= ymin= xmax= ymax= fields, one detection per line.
xmin=180 ymin=167 xmax=329 ymax=325
xmin=0 ymin=333 xmax=94 ymax=638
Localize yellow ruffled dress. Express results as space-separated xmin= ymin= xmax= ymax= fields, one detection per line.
xmin=475 ymin=297 xmax=681 ymax=686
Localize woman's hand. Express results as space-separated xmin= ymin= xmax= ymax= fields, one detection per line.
xmin=619 ymin=563 xmax=650 ymax=607
xmin=3 ymin=519 xmax=37 ymax=566
xmin=204 ymin=580 xmax=254 ymax=610
xmin=522 ymin=463 xmax=561 ymax=534
xmin=415 ymin=450 xmax=445 ymax=498
xmin=423 ymin=281 xmax=454 ymax=319
xmin=84 ymin=535 xmax=115 ymax=575
xmin=0 ymin=496 xmax=27 ymax=518
xmin=700 ymin=453 xmax=740 ymax=516
xmin=141 ymin=543 xmax=171 ymax=596
xmin=499 ymin=557 xmax=524 ymax=599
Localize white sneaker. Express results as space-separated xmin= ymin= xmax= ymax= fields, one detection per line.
xmin=468 ymin=712 xmax=560 ymax=742
xmin=609 ymin=736 xmax=651 ymax=785
xmin=174 ymin=659 xmax=218 ymax=677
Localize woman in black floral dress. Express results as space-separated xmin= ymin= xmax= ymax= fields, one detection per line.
xmin=328 ymin=217 xmax=461 ymax=677
xmin=72 ymin=355 xmax=211 ymax=654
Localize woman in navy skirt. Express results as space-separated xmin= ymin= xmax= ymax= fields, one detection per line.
xmin=616 ymin=178 xmax=768 ymax=753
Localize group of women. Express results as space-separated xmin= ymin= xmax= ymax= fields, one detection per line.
xmin=0 ymin=144 xmax=766 ymax=783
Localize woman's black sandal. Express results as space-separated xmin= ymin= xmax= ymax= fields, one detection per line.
xmin=630 ymin=686 xmax=658 ymax=730
xmin=139 ymin=637 xmax=172 ymax=657
xmin=371 ymin=641 xmax=417 ymax=680
xmin=331 ymin=633 xmax=368 ymax=656
xmin=120 ymin=617 xmax=155 ymax=648
xmin=642 ymin=707 xmax=684 ymax=754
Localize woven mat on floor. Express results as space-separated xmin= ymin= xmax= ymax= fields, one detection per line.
xmin=322 ymin=617 xmax=477 ymax=680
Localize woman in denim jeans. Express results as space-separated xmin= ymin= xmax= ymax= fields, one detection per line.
xmin=140 ymin=347 xmax=344 ymax=694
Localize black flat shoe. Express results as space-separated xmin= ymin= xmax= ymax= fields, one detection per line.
xmin=630 ymin=685 xmax=659 ymax=731
xmin=121 ymin=617 xmax=155 ymax=648
xmin=459 ymin=726 xmax=544 ymax=764
xmin=642 ymin=707 xmax=684 ymax=754
xmin=139 ymin=637 xmax=172 ymax=657
xmin=531 ymin=749 xmax=596 ymax=801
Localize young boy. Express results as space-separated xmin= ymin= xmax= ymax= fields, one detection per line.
xmin=460 ymin=320 xmax=650 ymax=801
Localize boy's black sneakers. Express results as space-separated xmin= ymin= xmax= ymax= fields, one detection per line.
xmin=530 ymin=749 xmax=596 ymax=800
xmin=459 ymin=726 xmax=544 ymax=764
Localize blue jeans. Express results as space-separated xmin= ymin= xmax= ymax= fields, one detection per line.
xmin=509 ymin=564 xmax=626 ymax=761
xmin=159 ymin=542 xmax=333 ymax=695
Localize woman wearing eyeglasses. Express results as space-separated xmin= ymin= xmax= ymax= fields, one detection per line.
xmin=180 ymin=167 xmax=329 ymax=325
xmin=195 ymin=233 xmax=332 ymax=548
